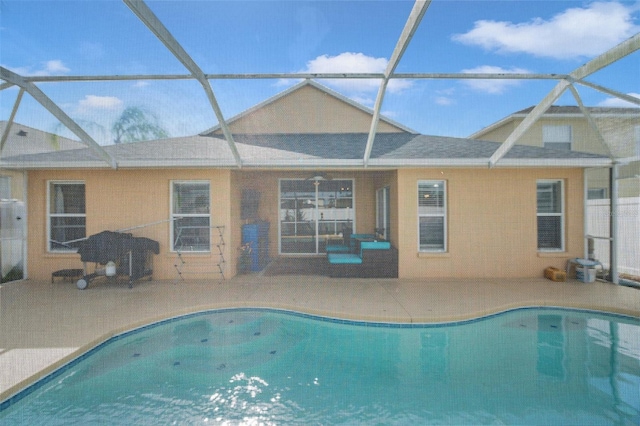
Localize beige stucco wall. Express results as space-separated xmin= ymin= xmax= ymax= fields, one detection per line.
xmin=395 ymin=168 xmax=584 ymax=279
xmin=27 ymin=169 xmax=234 ymax=282
xmin=215 ymin=84 xmax=406 ymax=134
xmin=27 ymin=167 xmax=586 ymax=281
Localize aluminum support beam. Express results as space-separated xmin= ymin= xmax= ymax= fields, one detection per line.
xmin=0 ymin=88 xmax=24 ymax=155
xmin=124 ymin=0 xmax=242 ymax=167
xmin=568 ymin=85 xmax=614 ymax=158
xmin=583 ymin=171 xmax=589 ymax=260
xmin=610 ymin=165 xmax=619 ymax=285
xmin=364 ymin=0 xmax=430 ymax=166
xmin=14 ymin=72 xmax=569 ymax=83
xmin=488 ymin=79 xmax=571 ymax=167
xmin=576 ymin=80 xmax=640 ymax=106
xmin=488 ymin=33 xmax=640 ymax=167
xmin=0 ymin=67 xmax=117 ymax=168
xmin=571 ymin=33 xmax=640 ymax=81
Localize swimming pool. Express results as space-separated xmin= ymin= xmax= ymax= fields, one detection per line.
xmin=1 ymin=307 xmax=639 ymax=424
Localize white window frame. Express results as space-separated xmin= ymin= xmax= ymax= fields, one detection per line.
xmin=536 ymin=179 xmax=565 ymax=252
xmin=47 ymin=180 xmax=86 ymax=252
xmin=170 ymin=180 xmax=211 ymax=252
xmin=418 ymin=180 xmax=447 ymax=253
xmin=543 ymin=125 xmax=572 ymax=151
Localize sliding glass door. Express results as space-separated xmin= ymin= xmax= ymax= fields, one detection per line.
xmin=280 ymin=179 xmax=354 ymax=254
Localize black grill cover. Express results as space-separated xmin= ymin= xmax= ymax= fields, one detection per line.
xmin=76 ymin=231 xmax=160 ymax=264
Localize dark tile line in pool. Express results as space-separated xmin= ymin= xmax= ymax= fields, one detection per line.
xmin=2 ymin=306 xmax=638 ymax=411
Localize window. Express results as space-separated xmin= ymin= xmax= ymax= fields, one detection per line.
xmin=171 ymin=181 xmax=210 ymax=252
xmin=543 ymin=125 xmax=572 ymax=151
xmin=418 ymin=180 xmax=446 ymax=252
xmin=376 ymin=186 xmax=390 ymax=240
xmin=48 ymin=181 xmax=85 ymax=251
xmin=587 ymin=188 xmax=607 ymax=200
xmin=537 ymin=180 xmax=564 ymax=251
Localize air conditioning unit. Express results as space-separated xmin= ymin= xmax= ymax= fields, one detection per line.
xmin=0 ymin=199 xmax=25 ymax=282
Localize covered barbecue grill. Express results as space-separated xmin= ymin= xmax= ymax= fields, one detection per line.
xmin=75 ymin=231 xmax=160 ymax=289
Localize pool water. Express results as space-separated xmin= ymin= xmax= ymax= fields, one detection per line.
xmin=2 ymin=308 xmax=639 ymax=425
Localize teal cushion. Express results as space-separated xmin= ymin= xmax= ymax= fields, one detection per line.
xmin=351 ymin=233 xmax=375 ymax=240
xmin=326 ymin=245 xmax=350 ymax=253
xmin=359 ymin=241 xmax=391 ymax=251
xmin=327 ymin=253 xmax=363 ymax=264
xmin=349 ymin=234 xmax=376 ymax=250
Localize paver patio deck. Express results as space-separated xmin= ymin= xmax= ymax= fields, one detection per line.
xmin=1 ymin=273 xmax=639 ymax=401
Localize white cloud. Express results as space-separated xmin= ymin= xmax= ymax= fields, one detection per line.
xmin=453 ymin=2 xmax=639 ymax=59
xmin=78 ymin=95 xmax=123 ymax=110
xmin=598 ymin=93 xmax=640 ymax=108
xmin=435 ymin=96 xmax=455 ymax=106
xmin=294 ymin=52 xmax=413 ymax=94
xmin=44 ymin=60 xmax=70 ymax=74
xmin=5 ymin=60 xmax=70 ymax=76
xmin=133 ymin=81 xmax=150 ymax=88
xmin=461 ymin=65 xmax=531 ymax=94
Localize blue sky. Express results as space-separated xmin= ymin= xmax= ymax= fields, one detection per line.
xmin=1 ymin=0 xmax=639 ymax=144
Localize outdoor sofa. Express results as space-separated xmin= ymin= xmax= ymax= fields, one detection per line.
xmin=327 ymin=238 xmax=398 ymax=278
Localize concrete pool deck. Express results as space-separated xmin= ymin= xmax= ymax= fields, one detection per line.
xmin=1 ymin=273 xmax=639 ymax=401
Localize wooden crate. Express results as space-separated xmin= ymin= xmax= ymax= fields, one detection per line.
xmin=544 ymin=266 xmax=566 ymax=282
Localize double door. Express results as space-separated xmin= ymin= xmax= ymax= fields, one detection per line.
xmin=279 ymin=179 xmax=354 ymax=254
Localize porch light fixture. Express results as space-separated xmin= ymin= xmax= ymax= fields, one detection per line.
xmin=306 ymin=172 xmax=331 ymax=181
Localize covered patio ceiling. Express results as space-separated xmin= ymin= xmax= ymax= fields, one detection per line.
xmin=1 ymin=0 xmax=639 ymax=169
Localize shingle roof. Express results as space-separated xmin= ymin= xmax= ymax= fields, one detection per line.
xmin=379 ymin=135 xmax=607 ymax=159
xmin=0 ymin=132 xmax=609 ymax=169
xmin=513 ymin=105 xmax=640 ymax=116
xmin=0 ymin=121 xmax=87 ymax=157
xmin=229 ymin=133 xmax=417 ymax=159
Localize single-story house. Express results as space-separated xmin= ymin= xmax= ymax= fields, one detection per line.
xmin=0 ymin=80 xmax=612 ymax=282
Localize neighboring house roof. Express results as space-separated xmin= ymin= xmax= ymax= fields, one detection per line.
xmin=0 ymin=132 xmax=610 ymax=169
xmin=0 ymin=121 xmax=87 ymax=157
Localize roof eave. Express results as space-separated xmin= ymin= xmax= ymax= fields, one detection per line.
xmin=468 ymin=115 xmax=516 ymax=139
xmin=241 ymin=158 xmax=365 ymax=168
xmin=0 ymin=159 xmax=240 ymax=169
xmin=370 ymin=158 xmax=613 ymax=168
xmin=2 ymin=156 xmax=612 ymax=170
xmin=0 ymin=160 xmax=111 ymax=170
xmin=369 ymin=158 xmax=489 ymax=167
xmin=494 ymin=158 xmax=613 ymax=168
